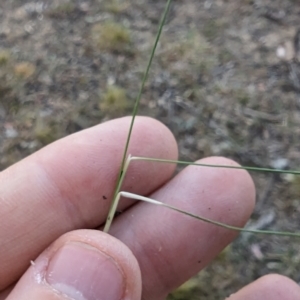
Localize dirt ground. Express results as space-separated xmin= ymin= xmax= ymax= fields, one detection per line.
xmin=1 ymin=0 xmax=300 ymax=299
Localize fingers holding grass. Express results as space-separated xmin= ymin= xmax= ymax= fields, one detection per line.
xmin=3 ymin=114 xmax=293 ymax=300
xmin=0 ymin=116 xmax=178 ymax=291
xmin=110 ymin=157 xmax=256 ymax=300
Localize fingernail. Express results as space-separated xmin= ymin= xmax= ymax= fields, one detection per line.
xmin=46 ymin=242 xmax=125 ymax=300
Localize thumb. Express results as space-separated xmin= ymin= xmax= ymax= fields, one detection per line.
xmin=5 ymin=230 xmax=142 ymax=300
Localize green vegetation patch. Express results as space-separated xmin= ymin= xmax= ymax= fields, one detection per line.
xmin=104 ymin=0 xmax=129 ymax=14
xmin=46 ymin=2 xmax=77 ymax=19
xmin=100 ymin=85 xmax=128 ymax=114
xmin=91 ymin=21 xmax=131 ymax=52
xmin=0 ymin=50 xmax=10 ymax=66
xmin=159 ymin=29 xmax=218 ymax=84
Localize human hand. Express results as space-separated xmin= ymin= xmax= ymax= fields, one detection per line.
xmin=0 ymin=116 xmax=299 ymax=300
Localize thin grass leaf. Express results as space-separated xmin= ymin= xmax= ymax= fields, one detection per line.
xmin=131 ymin=156 xmax=300 ymax=175
xmin=103 ymin=0 xmax=173 ymax=233
xmin=119 ymin=191 xmax=300 ymax=238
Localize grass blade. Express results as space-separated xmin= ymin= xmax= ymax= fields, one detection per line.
xmin=117 ymin=191 xmax=300 ymax=238
xmin=104 ymin=0 xmax=173 ymax=233
xmin=131 ymin=156 xmax=300 ymax=175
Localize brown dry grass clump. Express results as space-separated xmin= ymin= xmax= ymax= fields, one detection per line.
xmin=14 ymin=62 xmax=36 ymax=79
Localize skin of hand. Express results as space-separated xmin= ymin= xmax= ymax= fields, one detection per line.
xmin=0 ymin=116 xmax=299 ymax=300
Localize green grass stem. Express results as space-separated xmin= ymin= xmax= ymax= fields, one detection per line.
xmin=104 ymin=0 xmax=172 ymax=232
xmin=131 ymin=156 xmax=300 ymax=175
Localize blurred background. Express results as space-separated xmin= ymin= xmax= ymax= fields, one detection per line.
xmin=1 ymin=0 xmax=300 ymax=298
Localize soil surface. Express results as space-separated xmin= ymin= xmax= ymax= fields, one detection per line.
xmin=1 ymin=0 xmax=300 ymax=299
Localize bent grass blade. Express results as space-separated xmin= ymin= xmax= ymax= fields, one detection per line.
xmin=119 ymin=191 xmax=300 ymax=238
xmin=104 ymin=155 xmax=300 ymax=237
xmin=103 ymin=0 xmax=300 ymax=240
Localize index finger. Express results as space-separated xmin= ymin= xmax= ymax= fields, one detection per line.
xmin=0 ymin=116 xmax=178 ymax=290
